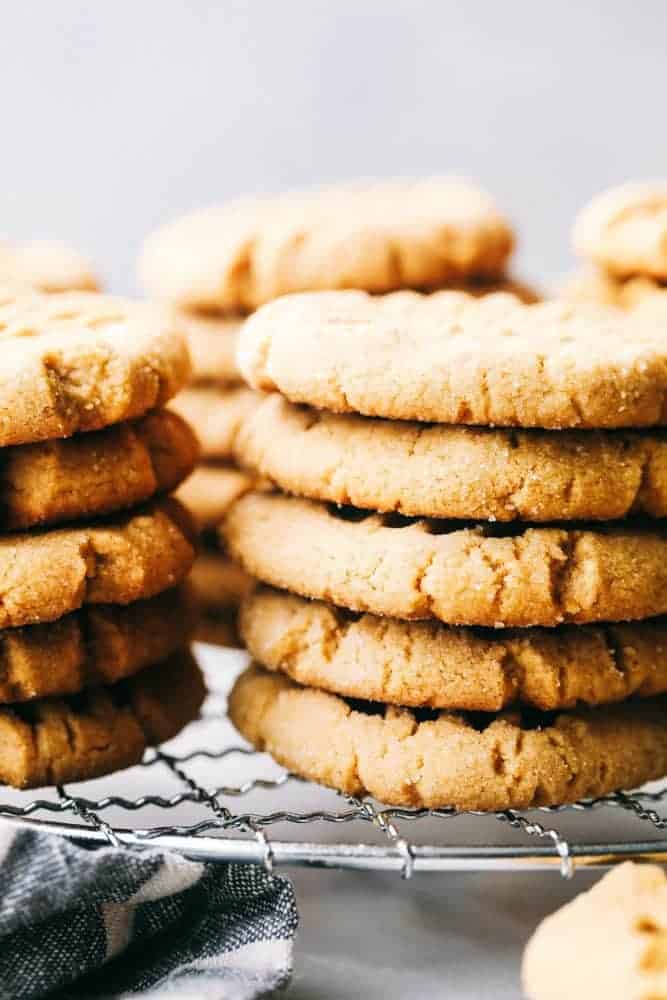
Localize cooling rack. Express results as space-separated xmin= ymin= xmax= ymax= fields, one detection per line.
xmin=0 ymin=645 xmax=665 ymax=881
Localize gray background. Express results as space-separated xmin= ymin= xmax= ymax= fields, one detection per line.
xmin=1 ymin=0 xmax=665 ymax=294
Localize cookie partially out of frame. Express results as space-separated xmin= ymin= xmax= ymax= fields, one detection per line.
xmin=239 ymin=290 xmax=667 ymax=429
xmin=169 ymin=385 xmax=259 ymax=460
xmin=0 ymin=240 xmax=99 ymax=293
xmin=138 ymin=178 xmax=513 ymax=311
xmin=0 ymin=649 xmax=205 ymax=788
xmin=241 ymin=587 xmax=667 ymax=711
xmin=224 ymin=492 xmax=667 ymax=628
xmin=522 ymin=863 xmax=667 ymax=1000
xmin=229 ymin=664 xmax=667 ymax=811
xmin=236 ymin=394 xmax=667 ymax=521
xmin=0 ymin=586 xmax=194 ymax=703
xmin=0 ymin=285 xmax=190 ymax=447
xmin=1 ymin=409 xmax=198 ymax=531
xmin=573 ymin=181 xmax=667 ymax=280
xmin=0 ymin=498 xmax=196 ymax=629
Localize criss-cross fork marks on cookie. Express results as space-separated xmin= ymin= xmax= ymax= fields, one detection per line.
xmin=0 ymin=286 xmax=191 ymax=447
xmin=238 ymin=290 xmax=667 ymax=429
xmin=229 ymin=664 xmax=667 ymax=811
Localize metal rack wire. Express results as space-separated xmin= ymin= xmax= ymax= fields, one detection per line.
xmin=1 ymin=646 xmax=665 ymax=880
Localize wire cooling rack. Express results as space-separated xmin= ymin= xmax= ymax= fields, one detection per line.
xmin=0 ymin=645 xmax=665 ymax=881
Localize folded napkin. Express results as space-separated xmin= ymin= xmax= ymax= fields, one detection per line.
xmin=0 ymin=821 xmax=298 ymax=1000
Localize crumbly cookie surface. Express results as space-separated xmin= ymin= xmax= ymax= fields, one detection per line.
xmin=0 ymin=286 xmax=190 ymax=446
xmin=236 ymin=394 xmax=667 ymax=521
xmin=0 ymin=241 xmax=99 ymax=293
xmin=138 ymin=178 xmax=513 ymax=311
xmin=1 ymin=409 xmax=197 ymax=531
xmin=0 ymin=497 xmax=196 ymax=628
xmin=229 ymin=664 xmax=667 ymax=810
xmin=238 ymin=290 xmax=667 ymax=429
xmin=169 ymin=385 xmax=259 ymax=459
xmin=574 ymin=181 xmax=667 ymax=280
xmin=522 ymin=862 xmax=667 ymax=999
xmin=0 ymin=586 xmax=193 ymax=703
xmin=224 ymin=492 xmax=667 ymax=628
xmin=0 ymin=650 xmax=205 ymax=788
xmin=176 ymin=464 xmax=254 ymax=529
xmin=241 ymin=587 xmax=667 ymax=711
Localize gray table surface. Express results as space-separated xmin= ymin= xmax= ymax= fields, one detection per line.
xmin=286 ymin=866 xmax=598 ymax=998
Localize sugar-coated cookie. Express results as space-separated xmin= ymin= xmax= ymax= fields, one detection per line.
xmin=230 ymin=664 xmax=667 ymax=810
xmin=239 ymin=290 xmax=667 ymax=429
xmin=0 ymin=650 xmax=205 ymax=788
xmin=1 ymin=409 xmax=197 ymax=531
xmin=241 ymin=586 xmax=667 ymax=711
xmin=236 ymin=394 xmax=667 ymax=521
xmin=139 ymin=178 xmax=514 ymax=311
xmin=224 ymin=492 xmax=667 ymax=628
xmin=0 ymin=586 xmax=193 ymax=702
xmin=0 ymin=498 xmax=196 ymax=628
xmin=0 ymin=286 xmax=190 ymax=446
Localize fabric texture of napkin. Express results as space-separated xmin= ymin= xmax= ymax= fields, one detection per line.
xmin=0 ymin=821 xmax=298 ymax=999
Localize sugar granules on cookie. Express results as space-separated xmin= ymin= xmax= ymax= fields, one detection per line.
xmin=0 ymin=285 xmax=203 ymax=788
xmin=222 ymin=281 xmax=667 ymax=810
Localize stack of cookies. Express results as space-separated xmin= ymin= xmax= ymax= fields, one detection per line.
xmin=138 ymin=266 xmax=260 ymax=648
xmin=0 ymin=284 xmax=204 ymax=789
xmin=224 ymin=289 xmax=667 ymax=812
xmin=139 ymin=177 xmax=529 ymax=642
xmin=564 ymin=181 xmax=667 ymax=316
xmin=166 ymin=313 xmax=258 ymax=645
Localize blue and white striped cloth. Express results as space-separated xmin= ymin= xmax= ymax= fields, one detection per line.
xmin=0 ymin=821 xmax=298 ymax=999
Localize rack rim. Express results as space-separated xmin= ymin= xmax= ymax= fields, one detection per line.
xmin=1 ymin=647 xmax=665 ymax=880
xmin=4 ymin=814 xmax=667 ymax=874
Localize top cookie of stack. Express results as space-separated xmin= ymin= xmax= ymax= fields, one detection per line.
xmin=224 ymin=289 xmax=667 ymax=812
xmin=0 ymin=285 xmax=204 ymax=788
xmin=565 ymin=181 xmax=667 ymax=316
xmin=139 ymin=178 xmax=524 ymax=641
xmin=138 ymin=178 xmax=518 ymax=311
